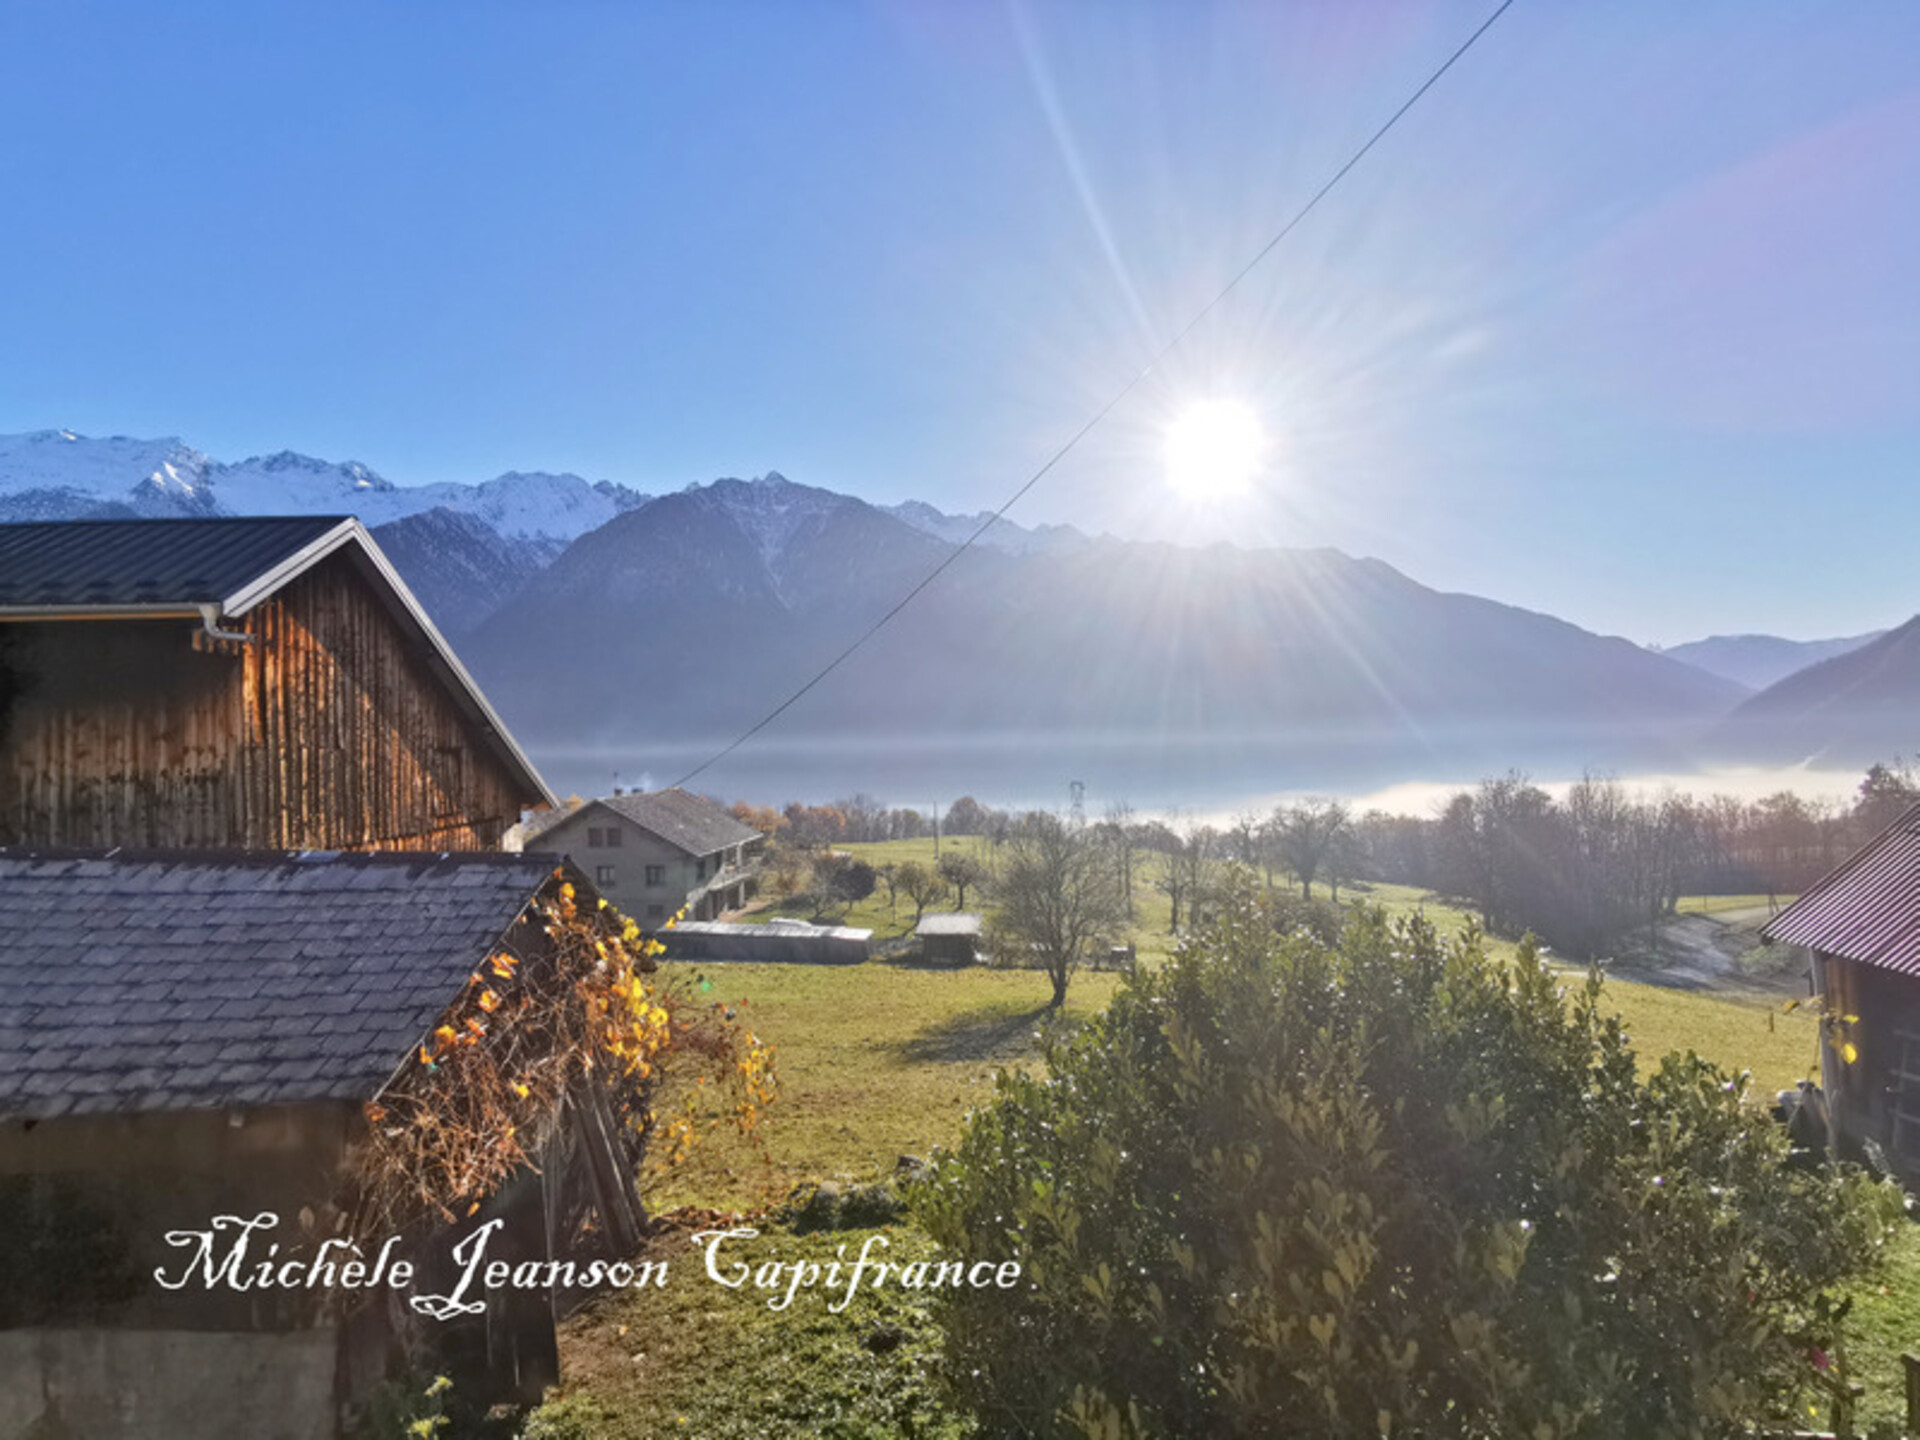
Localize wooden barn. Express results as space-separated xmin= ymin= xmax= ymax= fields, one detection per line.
xmin=1764 ymin=800 xmax=1920 ymax=1181
xmin=0 ymin=849 xmax=644 ymax=1440
xmin=0 ymin=516 xmax=554 ymax=850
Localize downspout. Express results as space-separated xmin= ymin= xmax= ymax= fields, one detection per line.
xmin=197 ymin=603 xmax=256 ymax=646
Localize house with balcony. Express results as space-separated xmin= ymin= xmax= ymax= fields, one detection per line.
xmin=530 ymin=787 xmax=761 ymax=927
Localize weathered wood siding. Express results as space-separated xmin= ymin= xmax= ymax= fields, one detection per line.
xmin=0 ymin=554 xmax=530 ymax=849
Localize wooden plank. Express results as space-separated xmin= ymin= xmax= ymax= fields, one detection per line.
xmin=570 ymin=1084 xmax=644 ymax=1257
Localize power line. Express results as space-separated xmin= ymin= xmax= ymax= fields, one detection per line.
xmin=672 ymin=0 xmax=1517 ymax=791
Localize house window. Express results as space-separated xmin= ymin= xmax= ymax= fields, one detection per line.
xmin=595 ymin=866 xmax=617 ymax=885
xmin=645 ymin=865 xmax=665 ymax=886
xmin=696 ymin=859 xmax=707 ymax=880
xmin=605 ymin=827 xmax=622 ymax=847
xmin=587 ymin=827 xmax=604 ymax=847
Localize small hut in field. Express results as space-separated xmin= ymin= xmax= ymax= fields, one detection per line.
xmin=916 ymin=912 xmax=983 ymax=965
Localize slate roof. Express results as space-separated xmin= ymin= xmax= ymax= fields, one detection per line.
xmin=0 ymin=849 xmax=566 ymax=1121
xmin=0 ymin=518 xmax=555 ymax=807
xmin=0 ymin=516 xmax=344 ymax=610
xmin=1764 ymin=802 xmax=1920 ymax=978
xmin=536 ymin=788 xmax=759 ymax=857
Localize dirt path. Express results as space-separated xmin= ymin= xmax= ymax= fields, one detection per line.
xmin=1602 ymin=905 xmax=1808 ymax=997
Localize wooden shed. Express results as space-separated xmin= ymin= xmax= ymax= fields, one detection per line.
xmin=1764 ymin=801 xmax=1920 ymax=1180
xmin=916 ymin=912 xmax=983 ymax=965
xmin=0 ymin=517 xmax=554 ymax=850
xmin=0 ymin=849 xmax=642 ymax=1439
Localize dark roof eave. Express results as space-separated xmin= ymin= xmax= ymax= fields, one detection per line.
xmin=0 ymin=518 xmax=556 ymax=809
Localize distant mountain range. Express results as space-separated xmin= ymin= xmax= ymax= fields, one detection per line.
xmin=1659 ymin=631 xmax=1884 ymax=690
xmin=1 ymin=428 xmax=1909 ymax=803
xmin=0 ymin=429 xmax=649 ymax=541
xmin=1709 ymin=617 xmax=1920 ymax=769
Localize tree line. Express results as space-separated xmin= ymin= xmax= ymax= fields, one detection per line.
xmin=725 ymin=757 xmax=1920 ymax=969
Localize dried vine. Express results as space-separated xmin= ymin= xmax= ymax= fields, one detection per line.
xmin=347 ymin=874 xmax=776 ymax=1241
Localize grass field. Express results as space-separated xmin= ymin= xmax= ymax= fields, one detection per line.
xmin=642 ymin=959 xmax=1123 ymax=1214
xmin=1677 ymin=893 xmax=1791 ymax=917
xmin=523 ymin=874 xmax=1915 ymax=1436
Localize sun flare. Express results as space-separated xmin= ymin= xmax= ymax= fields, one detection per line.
xmin=1163 ymin=399 xmax=1266 ymax=502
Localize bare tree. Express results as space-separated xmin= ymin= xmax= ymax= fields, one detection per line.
xmin=1155 ymin=821 xmax=1217 ymax=934
xmin=937 ymin=849 xmax=988 ymax=910
xmin=984 ymin=811 xmax=1129 ymax=1008
xmin=1101 ymin=800 xmax=1138 ymax=909
xmin=1273 ymin=798 xmax=1351 ymax=898
xmin=1228 ymin=809 xmax=1263 ymax=867
xmin=896 ymin=859 xmax=948 ymax=927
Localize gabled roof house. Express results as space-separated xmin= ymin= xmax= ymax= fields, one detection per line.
xmin=0 ymin=516 xmax=553 ymax=850
xmin=0 ymin=849 xmax=641 ymax=1437
xmin=530 ymin=786 xmax=761 ymax=925
xmin=0 ymin=518 xmax=598 ymax=1438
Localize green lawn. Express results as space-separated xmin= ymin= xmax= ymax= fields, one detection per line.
xmin=643 ymin=959 xmax=1123 ymax=1214
xmin=1677 ymin=893 xmax=1791 ymax=916
xmin=741 ymin=837 xmax=996 ymax=941
xmin=527 ymin=879 xmax=1916 ymax=1437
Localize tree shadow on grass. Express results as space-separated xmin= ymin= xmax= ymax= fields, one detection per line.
xmin=882 ymin=1004 xmax=1055 ymax=1065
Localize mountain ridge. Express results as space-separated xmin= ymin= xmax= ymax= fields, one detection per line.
xmin=3 ymin=426 xmax=1885 ymax=803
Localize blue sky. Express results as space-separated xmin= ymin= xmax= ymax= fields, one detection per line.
xmin=3 ymin=1 xmax=1917 ymax=646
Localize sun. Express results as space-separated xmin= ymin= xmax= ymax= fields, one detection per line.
xmin=1162 ymin=399 xmax=1266 ymax=502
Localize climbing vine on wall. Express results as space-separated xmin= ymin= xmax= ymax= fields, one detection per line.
xmin=349 ymin=874 xmax=775 ymax=1238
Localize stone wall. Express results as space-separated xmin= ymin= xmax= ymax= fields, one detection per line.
xmin=0 ymin=1328 xmax=336 ymax=1440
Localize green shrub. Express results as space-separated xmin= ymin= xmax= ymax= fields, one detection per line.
xmin=918 ymin=882 xmax=1904 ymax=1439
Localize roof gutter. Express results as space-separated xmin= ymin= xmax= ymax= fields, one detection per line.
xmin=197 ymin=603 xmax=257 ymax=647
xmin=0 ymin=605 xmax=202 ymax=622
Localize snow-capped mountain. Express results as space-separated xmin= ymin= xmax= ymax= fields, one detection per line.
xmin=0 ymin=430 xmax=218 ymax=520
xmin=465 ymin=471 xmax=651 ymax=543
xmin=0 ymin=430 xmax=648 ymax=542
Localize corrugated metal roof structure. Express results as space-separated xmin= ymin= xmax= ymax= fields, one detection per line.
xmin=1763 ymin=801 xmax=1920 ymax=977
xmin=534 ymin=788 xmax=759 ymax=856
xmin=0 ymin=849 xmax=566 ymax=1120
xmin=0 ymin=517 xmax=555 ymax=807
xmin=0 ymin=516 xmax=343 ymax=610
xmin=916 ymin=913 xmax=983 ymax=937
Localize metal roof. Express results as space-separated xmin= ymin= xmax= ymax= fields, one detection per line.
xmin=916 ymin=913 xmax=983 ymax=936
xmin=536 ymin=788 xmax=759 ymax=857
xmin=0 ymin=517 xmax=555 ymax=808
xmin=0 ymin=515 xmax=346 ymax=611
xmin=1763 ymin=802 xmax=1920 ymax=977
xmin=0 ymin=849 xmax=566 ymax=1120
xmin=671 ymin=919 xmax=872 ymax=941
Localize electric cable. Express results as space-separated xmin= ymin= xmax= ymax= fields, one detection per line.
xmin=672 ymin=0 xmax=1517 ymax=790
